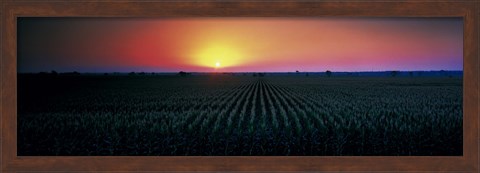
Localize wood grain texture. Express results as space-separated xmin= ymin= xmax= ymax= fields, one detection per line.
xmin=1 ymin=0 xmax=479 ymax=172
xmin=0 ymin=0 xmax=3 ymax=172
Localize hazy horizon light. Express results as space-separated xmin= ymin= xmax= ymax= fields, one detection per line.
xmin=18 ymin=17 xmax=463 ymax=73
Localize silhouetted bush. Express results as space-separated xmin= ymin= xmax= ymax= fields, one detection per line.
xmin=178 ymin=71 xmax=190 ymax=77
xmin=60 ymin=71 xmax=81 ymax=76
xmin=326 ymin=70 xmax=332 ymax=77
xmin=391 ymin=71 xmax=398 ymax=77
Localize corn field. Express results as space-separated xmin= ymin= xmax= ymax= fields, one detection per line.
xmin=18 ymin=75 xmax=462 ymax=156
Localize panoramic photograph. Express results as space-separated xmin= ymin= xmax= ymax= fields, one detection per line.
xmin=17 ymin=17 xmax=463 ymax=156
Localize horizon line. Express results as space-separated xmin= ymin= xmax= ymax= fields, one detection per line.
xmin=18 ymin=70 xmax=464 ymax=74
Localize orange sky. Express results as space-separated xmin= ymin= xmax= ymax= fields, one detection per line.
xmin=18 ymin=17 xmax=463 ymax=72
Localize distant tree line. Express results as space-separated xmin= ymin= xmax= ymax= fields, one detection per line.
xmin=252 ymin=73 xmax=266 ymax=77
xmin=26 ymin=69 xmax=459 ymax=78
xmin=35 ymin=70 xmax=80 ymax=76
xmin=178 ymin=71 xmax=191 ymax=77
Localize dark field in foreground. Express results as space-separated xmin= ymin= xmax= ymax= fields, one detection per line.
xmin=18 ymin=75 xmax=462 ymax=156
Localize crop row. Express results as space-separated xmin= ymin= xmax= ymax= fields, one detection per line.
xmin=18 ymin=75 xmax=463 ymax=156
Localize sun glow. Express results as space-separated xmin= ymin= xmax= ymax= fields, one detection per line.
xmin=192 ymin=43 xmax=244 ymax=69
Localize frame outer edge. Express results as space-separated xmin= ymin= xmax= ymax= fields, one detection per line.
xmin=465 ymin=1 xmax=479 ymax=171
xmin=3 ymin=1 xmax=17 ymax=172
xmin=1 ymin=0 xmax=4 ymax=172
xmin=1 ymin=1 xmax=479 ymax=172
xmin=477 ymin=0 xmax=480 ymax=171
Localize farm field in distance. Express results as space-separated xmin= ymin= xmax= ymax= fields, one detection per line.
xmin=18 ymin=74 xmax=462 ymax=156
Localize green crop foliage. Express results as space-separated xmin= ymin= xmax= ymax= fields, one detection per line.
xmin=18 ymin=75 xmax=462 ymax=156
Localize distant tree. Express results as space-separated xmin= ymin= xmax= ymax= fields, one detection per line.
xmin=296 ymin=70 xmax=299 ymax=73
xmin=60 ymin=71 xmax=80 ymax=76
xmin=128 ymin=72 xmax=136 ymax=76
xmin=305 ymin=73 xmax=309 ymax=77
xmin=151 ymin=72 xmax=155 ymax=75
xmin=418 ymin=71 xmax=423 ymax=76
xmin=253 ymin=73 xmax=257 ymax=77
xmin=326 ymin=70 xmax=332 ymax=77
xmin=178 ymin=71 xmax=189 ymax=77
xmin=390 ymin=71 xmax=399 ymax=77
xmin=409 ymin=71 xmax=413 ymax=77
xmin=258 ymin=73 xmax=265 ymax=77
xmin=440 ymin=70 xmax=446 ymax=76
xmin=139 ymin=72 xmax=146 ymax=75
xmin=104 ymin=73 xmax=109 ymax=76
xmin=51 ymin=70 xmax=58 ymax=76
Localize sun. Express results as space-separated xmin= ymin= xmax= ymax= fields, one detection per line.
xmin=192 ymin=43 xmax=244 ymax=69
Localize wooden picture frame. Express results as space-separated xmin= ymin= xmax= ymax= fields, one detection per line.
xmin=1 ymin=0 xmax=479 ymax=172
